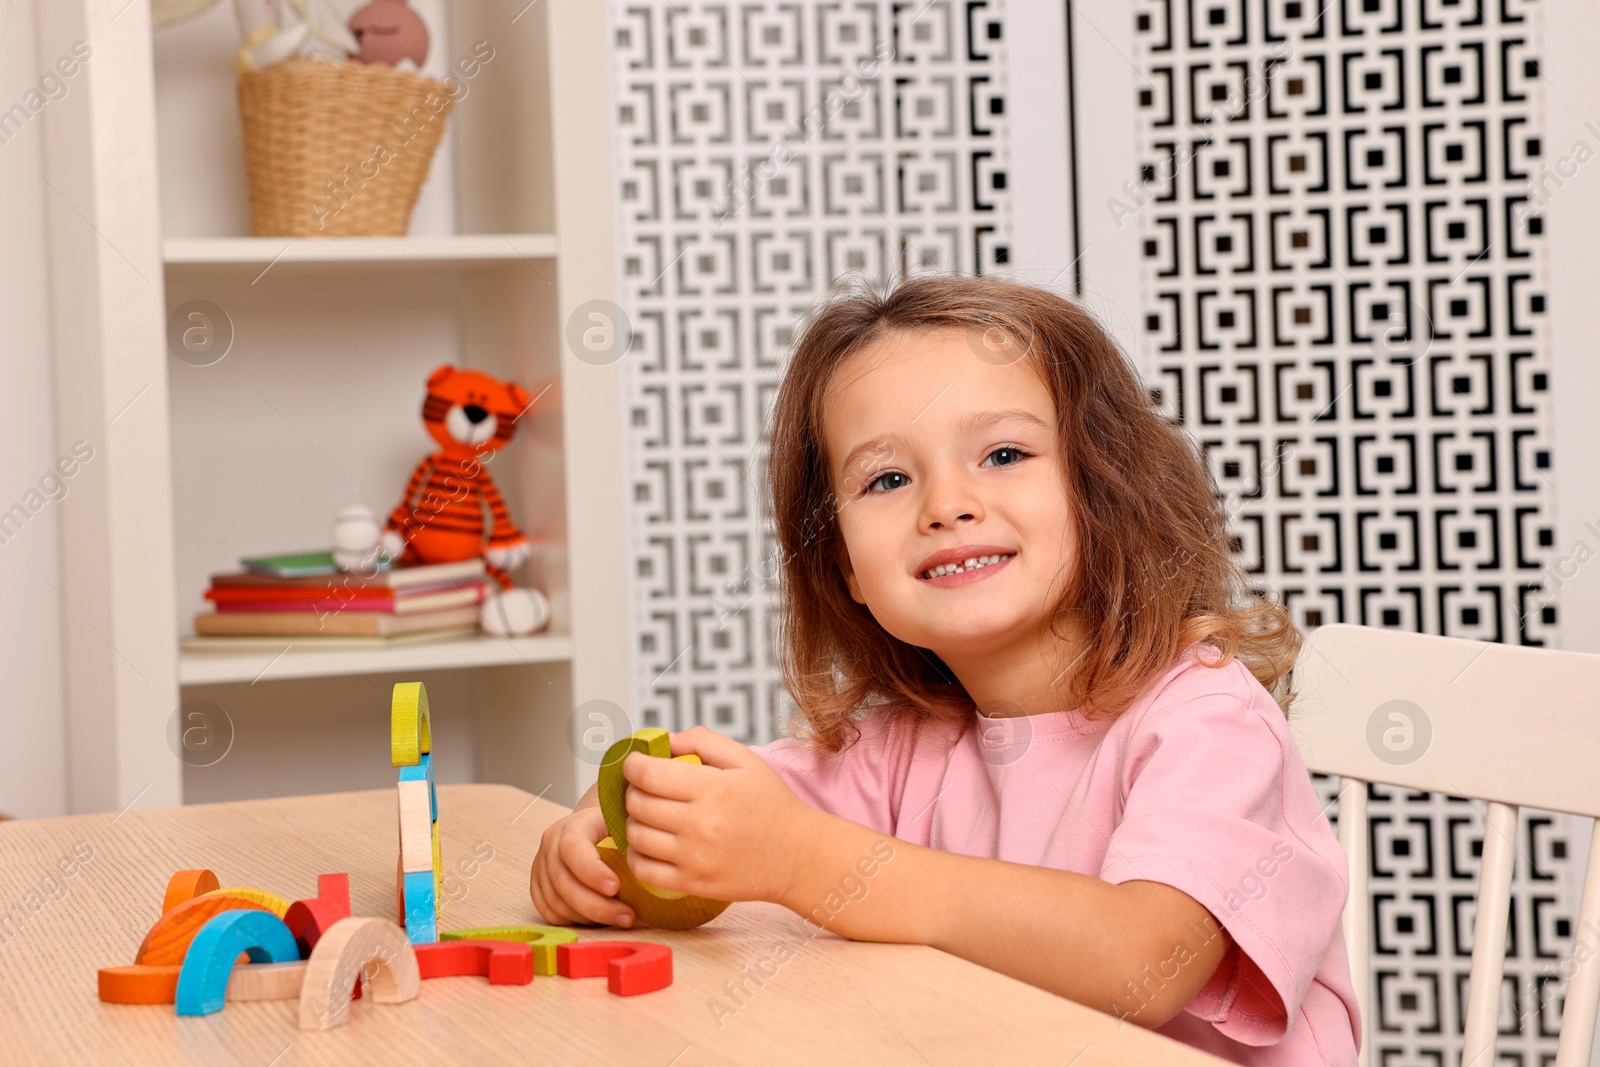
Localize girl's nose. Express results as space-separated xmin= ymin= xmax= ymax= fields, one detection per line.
xmin=921 ymin=477 xmax=984 ymax=530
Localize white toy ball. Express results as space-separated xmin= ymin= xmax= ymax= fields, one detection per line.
xmin=332 ymin=504 xmax=384 ymax=572
xmin=480 ymin=588 xmax=551 ymax=637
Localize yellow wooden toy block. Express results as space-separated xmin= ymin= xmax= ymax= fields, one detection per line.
xmin=440 ymin=925 xmax=577 ymax=975
xmin=431 ymin=819 xmax=442 ymax=914
xmin=390 ymin=681 xmax=432 ymax=767
xmin=597 ymin=728 xmax=670 ymax=848
xmin=196 ymin=887 xmax=291 ymax=917
xmin=596 ymin=729 xmax=729 ymax=930
xmin=596 ymin=836 xmax=731 ymax=930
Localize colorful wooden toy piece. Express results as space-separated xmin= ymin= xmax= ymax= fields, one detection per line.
xmin=136 ymin=893 xmax=275 ymax=966
xmin=399 ymin=751 xmax=438 ymax=819
xmin=595 ymin=836 xmax=732 ymax=930
xmin=298 ymin=917 xmax=421 ymax=1031
xmin=197 ymin=886 xmax=291 ymax=917
xmin=401 ymin=869 xmax=437 ymax=944
xmin=397 ymin=777 xmax=433 ymax=874
xmin=395 ymin=713 xmax=443 ymax=943
xmin=98 ymin=964 xmax=183 ymax=1005
xmin=556 ymin=940 xmax=673 ymax=996
xmin=414 ymin=940 xmax=534 ymax=985
xmin=100 ymin=961 xmax=303 ymax=1005
xmin=285 ymin=873 xmax=353 ymax=957
xmin=175 ymin=910 xmax=299 ymax=1016
xmin=598 ymin=727 xmax=672 ymax=848
xmin=161 ymin=869 xmax=220 ymax=914
xmin=596 ymin=730 xmax=730 ymax=930
xmin=391 ymin=681 xmax=432 ymax=767
xmin=441 ymin=925 xmax=577 ymax=976
xmin=315 ymin=873 xmax=352 ymax=914
xmin=226 ymin=961 xmax=308 ymax=1002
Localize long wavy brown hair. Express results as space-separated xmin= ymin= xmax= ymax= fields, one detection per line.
xmin=766 ymin=275 xmax=1302 ymax=752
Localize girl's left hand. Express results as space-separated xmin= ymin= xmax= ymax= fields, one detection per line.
xmin=620 ymin=725 xmax=817 ymax=906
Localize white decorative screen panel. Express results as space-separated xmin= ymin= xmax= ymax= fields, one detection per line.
xmin=610 ymin=0 xmax=1011 ymax=744
xmin=1125 ymin=0 xmax=1574 ymax=1062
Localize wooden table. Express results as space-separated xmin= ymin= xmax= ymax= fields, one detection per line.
xmin=0 ymin=785 xmax=1228 ymax=1065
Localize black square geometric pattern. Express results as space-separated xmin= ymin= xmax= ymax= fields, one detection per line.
xmin=1133 ymin=1 xmax=1570 ymax=1061
xmin=615 ymin=0 xmax=1010 ymax=744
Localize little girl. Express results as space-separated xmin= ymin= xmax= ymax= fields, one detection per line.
xmin=530 ymin=276 xmax=1360 ymax=1065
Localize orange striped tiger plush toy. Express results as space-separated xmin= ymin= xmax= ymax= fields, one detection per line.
xmin=334 ymin=364 xmax=550 ymax=636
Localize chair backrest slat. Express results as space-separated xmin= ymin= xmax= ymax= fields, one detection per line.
xmin=1293 ymin=625 xmax=1600 ymax=1065
xmin=1555 ymin=820 xmax=1600 ymax=1067
xmin=1462 ymin=801 xmax=1518 ymax=1065
xmin=1336 ymin=777 xmax=1372 ymax=1067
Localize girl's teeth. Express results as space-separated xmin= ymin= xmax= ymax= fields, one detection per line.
xmin=924 ymin=553 xmax=1012 ymax=579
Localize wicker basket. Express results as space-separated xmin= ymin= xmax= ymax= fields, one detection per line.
xmin=237 ymin=60 xmax=455 ymax=237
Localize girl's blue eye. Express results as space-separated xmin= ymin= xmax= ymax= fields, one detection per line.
xmin=984 ymin=446 xmax=1029 ymax=467
xmin=866 ymin=471 xmax=910 ymax=493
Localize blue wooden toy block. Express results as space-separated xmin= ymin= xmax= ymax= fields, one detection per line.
xmin=175 ymin=909 xmax=299 ymax=1016
xmin=402 ymin=870 xmax=437 ymax=944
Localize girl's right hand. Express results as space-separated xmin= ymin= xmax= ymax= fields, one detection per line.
xmin=528 ymin=804 xmax=636 ymax=928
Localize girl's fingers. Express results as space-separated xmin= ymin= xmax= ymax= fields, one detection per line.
xmin=624 ymin=786 xmax=693 ymax=833
xmin=621 ymin=751 xmax=702 ymax=801
xmin=624 ymin=819 xmax=679 ymax=863
xmin=550 ymin=816 xmax=637 ymax=926
xmin=550 ymin=858 xmax=634 ymax=927
xmin=531 ymin=861 xmax=576 ymax=925
xmin=559 ymin=824 xmax=621 ymax=896
xmin=668 ymin=724 xmax=754 ymax=769
xmin=627 ymin=851 xmax=683 ymax=893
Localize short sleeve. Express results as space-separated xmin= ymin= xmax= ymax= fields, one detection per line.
xmin=1097 ymin=668 xmax=1348 ymax=1047
xmin=749 ymin=715 xmax=913 ymax=836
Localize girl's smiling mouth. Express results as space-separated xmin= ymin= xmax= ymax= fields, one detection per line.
xmin=916 ymin=549 xmax=1016 ymax=585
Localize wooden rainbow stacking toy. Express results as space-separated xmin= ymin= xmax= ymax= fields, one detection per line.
xmin=94 ymin=682 xmax=678 ymax=1027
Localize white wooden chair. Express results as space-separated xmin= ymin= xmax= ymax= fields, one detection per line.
xmin=1292 ymin=623 xmax=1600 ymax=1067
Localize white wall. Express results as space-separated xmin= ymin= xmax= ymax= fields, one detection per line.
xmin=0 ymin=0 xmax=67 ymax=818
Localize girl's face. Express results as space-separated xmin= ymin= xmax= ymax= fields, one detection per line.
xmin=822 ymin=327 xmax=1078 ymax=658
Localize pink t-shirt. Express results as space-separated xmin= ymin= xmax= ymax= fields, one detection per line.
xmin=750 ymin=647 xmax=1360 ymax=1067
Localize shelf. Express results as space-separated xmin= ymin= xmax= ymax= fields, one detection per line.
xmin=178 ymin=632 xmax=573 ymax=686
xmin=163 ymin=234 xmax=559 ymax=271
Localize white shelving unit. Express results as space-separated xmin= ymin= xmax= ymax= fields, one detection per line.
xmin=40 ymin=0 xmax=627 ymax=814
xmin=163 ymin=234 xmax=560 ymax=268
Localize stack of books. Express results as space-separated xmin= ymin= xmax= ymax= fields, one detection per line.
xmin=185 ymin=551 xmax=487 ymax=652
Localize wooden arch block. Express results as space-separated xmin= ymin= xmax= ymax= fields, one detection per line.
xmin=399 ymin=752 xmax=438 ymax=820
xmin=226 ymin=960 xmax=308 ymax=1002
xmin=414 ymin=940 xmax=534 ymax=985
xmin=161 ymin=869 xmax=220 ymax=914
xmin=98 ymin=964 xmax=182 ymax=1005
xmin=298 ymin=917 xmax=421 ymax=1031
xmin=285 ymin=874 xmax=354 ymax=958
xmin=595 ymin=730 xmax=730 ymax=930
xmin=175 ymin=910 xmax=300 ymax=1016
xmin=596 ymin=837 xmax=731 ymax=930
xmin=136 ymin=893 xmax=275 ymax=966
xmin=391 ymin=681 xmax=432 ymax=767
xmin=316 ymin=873 xmax=351 ymax=915
xmin=400 ymin=870 xmax=437 ymax=944
xmin=197 ymin=887 xmax=290 ymax=917
xmin=100 ymin=960 xmax=308 ymax=1005
xmin=556 ymin=940 xmax=673 ymax=996
xmin=597 ymin=728 xmax=671 ymax=849
xmin=441 ymin=925 xmax=577 ymax=976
